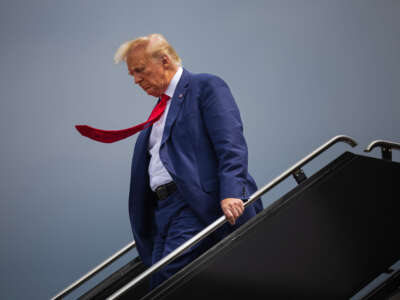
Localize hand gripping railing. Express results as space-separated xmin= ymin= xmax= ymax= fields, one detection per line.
xmin=107 ymin=135 xmax=357 ymax=300
xmin=364 ymin=139 xmax=400 ymax=161
xmin=51 ymin=241 xmax=136 ymax=300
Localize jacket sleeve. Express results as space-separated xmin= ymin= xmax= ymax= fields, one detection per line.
xmin=199 ymin=76 xmax=249 ymax=200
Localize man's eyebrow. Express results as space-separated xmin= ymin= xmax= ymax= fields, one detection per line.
xmin=129 ymin=66 xmax=144 ymax=74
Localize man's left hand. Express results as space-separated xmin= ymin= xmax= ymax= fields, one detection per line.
xmin=220 ymin=198 xmax=244 ymax=225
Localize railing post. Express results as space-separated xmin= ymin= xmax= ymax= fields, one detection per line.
xmin=364 ymin=139 xmax=400 ymax=162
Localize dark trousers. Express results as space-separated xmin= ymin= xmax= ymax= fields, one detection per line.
xmin=150 ymin=189 xmax=216 ymax=290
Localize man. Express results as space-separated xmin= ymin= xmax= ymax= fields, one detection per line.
xmin=77 ymin=33 xmax=263 ymax=289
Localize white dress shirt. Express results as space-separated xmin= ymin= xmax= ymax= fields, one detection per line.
xmin=148 ymin=67 xmax=183 ymax=191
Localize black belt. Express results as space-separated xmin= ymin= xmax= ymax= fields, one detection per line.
xmin=155 ymin=181 xmax=177 ymax=200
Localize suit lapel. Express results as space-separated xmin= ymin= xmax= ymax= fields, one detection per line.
xmin=161 ymin=69 xmax=191 ymax=146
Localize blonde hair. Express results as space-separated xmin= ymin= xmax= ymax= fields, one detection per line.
xmin=114 ymin=33 xmax=182 ymax=66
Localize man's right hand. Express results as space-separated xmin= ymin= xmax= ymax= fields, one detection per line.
xmin=220 ymin=198 xmax=244 ymax=225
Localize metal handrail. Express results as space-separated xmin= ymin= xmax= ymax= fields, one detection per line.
xmin=364 ymin=139 xmax=400 ymax=152
xmin=364 ymin=139 xmax=400 ymax=161
xmin=51 ymin=241 xmax=136 ymax=300
xmin=107 ymin=134 xmax=357 ymax=299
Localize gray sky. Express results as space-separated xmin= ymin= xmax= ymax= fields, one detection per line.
xmin=1 ymin=1 xmax=399 ymax=299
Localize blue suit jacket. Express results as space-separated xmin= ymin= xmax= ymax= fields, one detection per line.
xmin=129 ymin=69 xmax=263 ymax=266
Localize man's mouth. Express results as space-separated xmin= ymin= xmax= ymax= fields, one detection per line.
xmin=142 ymin=85 xmax=152 ymax=91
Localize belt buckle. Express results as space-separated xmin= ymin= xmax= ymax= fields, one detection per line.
xmin=156 ymin=185 xmax=168 ymax=200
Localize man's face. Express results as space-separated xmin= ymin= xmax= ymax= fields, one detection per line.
xmin=126 ymin=48 xmax=169 ymax=98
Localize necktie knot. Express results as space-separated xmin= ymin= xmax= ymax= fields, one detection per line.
xmin=161 ymin=93 xmax=170 ymax=103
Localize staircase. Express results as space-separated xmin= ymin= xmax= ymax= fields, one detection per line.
xmin=52 ymin=136 xmax=400 ymax=300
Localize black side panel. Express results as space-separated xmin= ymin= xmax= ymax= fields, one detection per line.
xmin=143 ymin=152 xmax=400 ymax=300
xmin=79 ymin=256 xmax=149 ymax=300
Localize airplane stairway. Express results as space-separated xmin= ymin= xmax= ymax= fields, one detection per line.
xmin=52 ymin=136 xmax=400 ymax=300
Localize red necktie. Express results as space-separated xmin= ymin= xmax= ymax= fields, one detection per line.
xmin=75 ymin=94 xmax=171 ymax=143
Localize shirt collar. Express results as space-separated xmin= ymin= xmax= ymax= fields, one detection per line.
xmin=164 ymin=66 xmax=183 ymax=98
